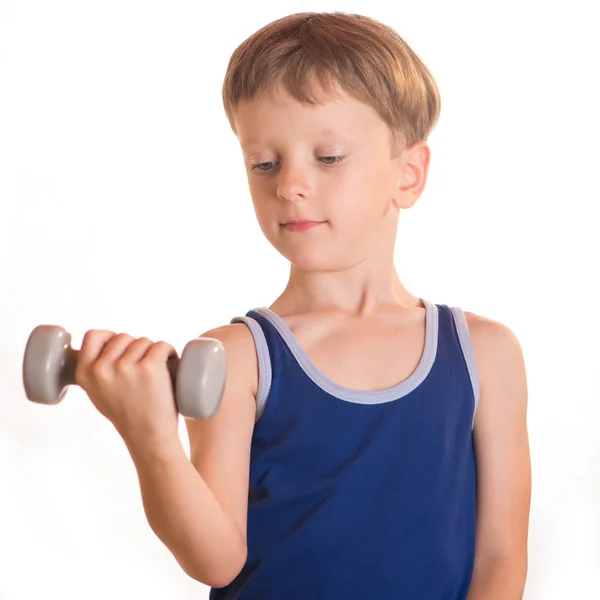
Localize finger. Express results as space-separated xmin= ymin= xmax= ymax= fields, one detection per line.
xmin=92 ymin=332 xmax=137 ymax=366
xmin=140 ymin=341 xmax=179 ymax=367
xmin=76 ymin=330 xmax=117 ymax=383
xmin=117 ymin=337 xmax=155 ymax=365
xmin=78 ymin=330 xmax=116 ymax=362
xmin=96 ymin=334 xmax=152 ymax=380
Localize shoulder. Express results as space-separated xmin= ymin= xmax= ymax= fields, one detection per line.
xmin=463 ymin=310 xmax=528 ymax=432
xmin=463 ymin=309 xmax=525 ymax=371
xmin=463 ymin=310 xmax=523 ymax=358
xmin=199 ymin=322 xmax=259 ymax=399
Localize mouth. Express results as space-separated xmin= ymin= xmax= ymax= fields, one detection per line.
xmin=281 ymin=220 xmax=325 ymax=231
xmin=281 ymin=219 xmax=322 ymax=225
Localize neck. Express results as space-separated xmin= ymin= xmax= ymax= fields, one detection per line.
xmin=271 ymin=227 xmax=422 ymax=318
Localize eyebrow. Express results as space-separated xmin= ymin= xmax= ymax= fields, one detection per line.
xmin=242 ymin=128 xmax=348 ymax=149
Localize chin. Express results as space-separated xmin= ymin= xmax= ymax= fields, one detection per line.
xmin=278 ymin=244 xmax=355 ymax=273
xmin=263 ymin=226 xmax=359 ymax=272
xmin=266 ymin=240 xmax=320 ymax=270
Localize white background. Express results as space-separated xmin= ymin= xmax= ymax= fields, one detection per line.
xmin=1 ymin=1 xmax=598 ymax=598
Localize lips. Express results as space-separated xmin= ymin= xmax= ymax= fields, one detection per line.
xmin=281 ymin=220 xmax=325 ymax=232
xmin=281 ymin=219 xmax=322 ymax=225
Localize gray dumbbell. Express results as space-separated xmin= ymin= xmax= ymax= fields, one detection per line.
xmin=22 ymin=325 xmax=226 ymax=420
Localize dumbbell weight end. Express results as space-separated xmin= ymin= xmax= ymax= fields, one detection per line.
xmin=23 ymin=325 xmax=79 ymax=406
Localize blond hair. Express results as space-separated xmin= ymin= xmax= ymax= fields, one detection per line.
xmin=221 ymin=11 xmax=441 ymax=154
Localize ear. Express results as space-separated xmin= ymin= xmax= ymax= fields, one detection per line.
xmin=391 ymin=141 xmax=431 ymax=210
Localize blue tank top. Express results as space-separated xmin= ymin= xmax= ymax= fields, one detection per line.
xmin=210 ymin=298 xmax=479 ymax=599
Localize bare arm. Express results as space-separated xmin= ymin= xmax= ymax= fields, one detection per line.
xmin=466 ymin=314 xmax=531 ymax=599
xmin=123 ymin=323 xmax=257 ymax=588
xmin=126 ymin=437 xmax=245 ymax=587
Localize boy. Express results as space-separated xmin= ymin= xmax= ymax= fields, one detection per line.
xmin=75 ymin=11 xmax=531 ymax=600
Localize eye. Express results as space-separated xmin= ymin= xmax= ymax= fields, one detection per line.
xmin=251 ymin=161 xmax=276 ymax=172
xmin=319 ymin=156 xmax=347 ymax=165
xmin=250 ymin=156 xmax=347 ymax=173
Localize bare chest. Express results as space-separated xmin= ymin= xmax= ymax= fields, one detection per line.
xmin=282 ymin=312 xmax=427 ymax=392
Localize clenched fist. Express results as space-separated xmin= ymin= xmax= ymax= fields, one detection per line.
xmin=74 ymin=330 xmax=180 ymax=446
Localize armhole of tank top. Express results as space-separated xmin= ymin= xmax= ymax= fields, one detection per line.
xmin=450 ymin=306 xmax=480 ymax=431
xmin=230 ymin=316 xmax=272 ymax=423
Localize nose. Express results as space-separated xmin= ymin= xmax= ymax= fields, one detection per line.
xmin=276 ymin=161 xmax=313 ymax=203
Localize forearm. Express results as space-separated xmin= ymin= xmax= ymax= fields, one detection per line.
xmin=124 ymin=435 xmax=246 ymax=588
xmin=466 ymin=556 xmax=527 ymax=600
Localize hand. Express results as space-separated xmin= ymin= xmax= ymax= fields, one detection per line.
xmin=74 ymin=330 xmax=180 ymax=446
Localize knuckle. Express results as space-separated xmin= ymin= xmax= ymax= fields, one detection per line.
xmin=145 ymin=340 xmax=177 ymax=365
xmin=79 ymin=331 xmax=95 ymax=353
xmin=91 ymin=359 xmax=111 ymax=381
xmin=139 ymin=345 xmax=168 ymax=372
xmin=80 ymin=330 xmax=115 ymax=358
xmin=115 ymin=332 xmax=134 ymax=342
xmin=81 ymin=329 xmax=98 ymax=342
xmin=154 ymin=340 xmax=172 ymax=352
xmin=139 ymin=358 xmax=158 ymax=373
xmin=82 ymin=329 xmax=113 ymax=343
xmin=114 ymin=359 xmax=132 ymax=375
xmin=137 ymin=361 xmax=159 ymax=382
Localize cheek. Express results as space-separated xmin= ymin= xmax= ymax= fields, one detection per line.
xmin=331 ymin=176 xmax=383 ymax=222
xmin=325 ymin=174 xmax=369 ymax=214
xmin=334 ymin=162 xmax=386 ymax=201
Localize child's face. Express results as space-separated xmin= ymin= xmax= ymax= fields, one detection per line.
xmin=233 ymin=81 xmax=426 ymax=272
